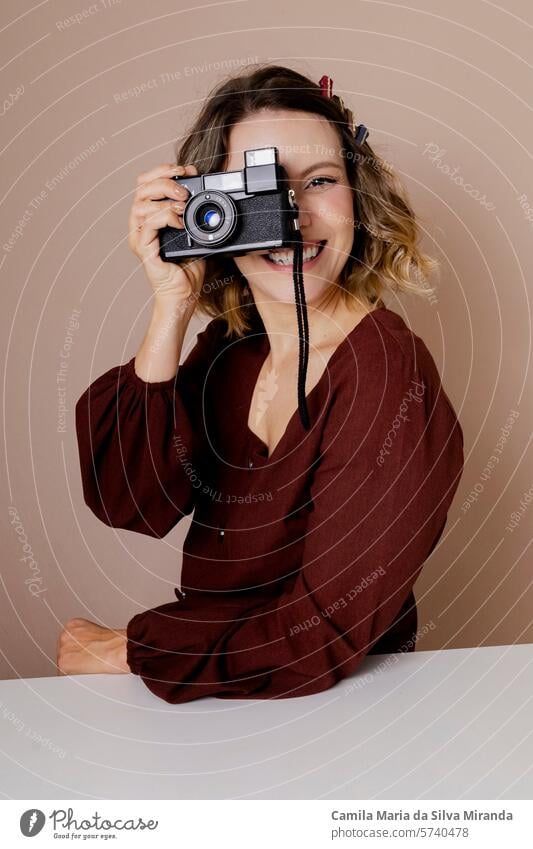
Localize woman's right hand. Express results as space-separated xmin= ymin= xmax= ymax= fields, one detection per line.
xmin=128 ymin=162 xmax=207 ymax=301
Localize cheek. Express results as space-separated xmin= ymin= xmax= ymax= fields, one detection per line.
xmin=314 ymin=190 xmax=355 ymax=242
xmin=233 ymin=255 xmax=256 ymax=277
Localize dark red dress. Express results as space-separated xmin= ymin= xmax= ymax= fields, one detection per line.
xmin=75 ymin=305 xmax=464 ymax=703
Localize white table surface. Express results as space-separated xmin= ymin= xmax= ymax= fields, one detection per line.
xmin=1 ymin=644 xmax=531 ymax=800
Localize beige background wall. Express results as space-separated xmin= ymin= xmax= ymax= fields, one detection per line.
xmin=1 ymin=0 xmax=532 ymax=680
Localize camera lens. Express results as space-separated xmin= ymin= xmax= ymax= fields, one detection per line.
xmin=195 ymin=203 xmax=223 ymax=232
xmin=184 ymin=190 xmax=237 ymax=246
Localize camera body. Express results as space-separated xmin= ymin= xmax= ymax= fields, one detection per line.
xmin=158 ymin=147 xmax=300 ymax=261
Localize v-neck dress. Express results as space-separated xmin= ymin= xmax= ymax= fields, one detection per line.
xmin=75 ymin=304 xmax=464 ymax=704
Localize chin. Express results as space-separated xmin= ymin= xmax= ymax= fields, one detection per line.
xmin=250 ymin=275 xmax=333 ymax=308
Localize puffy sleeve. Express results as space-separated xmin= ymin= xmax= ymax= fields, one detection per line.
xmin=75 ymin=318 xmax=223 ymax=538
xmin=126 ymin=341 xmax=464 ymax=702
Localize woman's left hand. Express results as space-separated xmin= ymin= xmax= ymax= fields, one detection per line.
xmin=57 ymin=618 xmax=130 ymax=675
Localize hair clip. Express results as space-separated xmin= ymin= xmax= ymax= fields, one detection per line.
xmin=318 ymin=74 xmax=368 ymax=146
xmin=354 ymin=123 xmax=369 ymax=146
xmin=319 ymin=74 xmax=333 ymax=98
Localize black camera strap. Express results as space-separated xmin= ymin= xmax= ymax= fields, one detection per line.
xmin=292 ymin=229 xmax=311 ymax=431
xmin=291 ymin=120 xmax=370 ymax=433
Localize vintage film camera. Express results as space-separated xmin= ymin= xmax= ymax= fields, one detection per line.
xmin=158 ymin=147 xmax=300 ymax=261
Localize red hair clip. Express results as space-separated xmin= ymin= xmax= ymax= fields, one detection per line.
xmin=319 ymin=74 xmax=333 ymax=98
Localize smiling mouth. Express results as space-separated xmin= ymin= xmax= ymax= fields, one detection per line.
xmin=263 ymin=239 xmax=327 ymax=266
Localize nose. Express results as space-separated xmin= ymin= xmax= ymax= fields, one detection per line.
xmin=296 ymin=207 xmax=312 ymax=228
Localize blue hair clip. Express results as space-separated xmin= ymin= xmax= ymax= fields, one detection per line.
xmin=354 ymin=123 xmax=369 ymax=146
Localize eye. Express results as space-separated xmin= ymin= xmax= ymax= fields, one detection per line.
xmin=307 ymin=176 xmax=338 ymax=189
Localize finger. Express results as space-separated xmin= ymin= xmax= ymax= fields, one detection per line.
xmin=129 ymin=198 xmax=184 ymax=232
xmin=135 ymin=176 xmax=191 ymax=204
xmin=137 ymin=204 xmax=185 ymax=236
xmin=135 ymin=162 xmax=198 ymax=189
xmin=137 ymin=207 xmax=184 ymax=249
xmin=136 ymin=162 xmax=186 ymax=186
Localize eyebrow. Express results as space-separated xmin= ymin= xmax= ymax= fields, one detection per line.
xmin=297 ymin=160 xmax=343 ymax=178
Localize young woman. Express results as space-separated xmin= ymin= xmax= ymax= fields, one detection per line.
xmin=62 ymin=65 xmax=464 ymax=704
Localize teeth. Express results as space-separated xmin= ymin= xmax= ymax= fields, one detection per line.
xmin=267 ymin=243 xmax=322 ymax=265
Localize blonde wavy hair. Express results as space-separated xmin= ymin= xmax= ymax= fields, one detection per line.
xmin=174 ymin=62 xmax=438 ymax=337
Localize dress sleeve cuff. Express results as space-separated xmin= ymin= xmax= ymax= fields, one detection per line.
xmin=126 ymin=612 xmax=145 ymax=675
xmin=122 ymin=356 xmax=178 ymax=394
